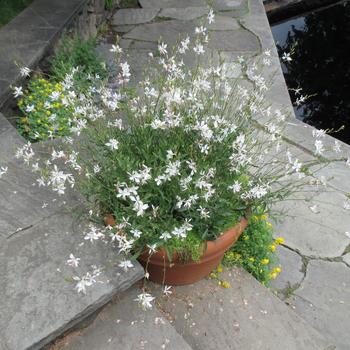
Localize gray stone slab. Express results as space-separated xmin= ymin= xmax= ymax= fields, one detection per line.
xmin=208 ymin=29 xmax=260 ymax=52
xmin=112 ymin=8 xmax=160 ymax=25
xmin=139 ymin=0 xmax=206 ymax=8
xmin=0 ymin=213 xmax=144 ymax=350
xmin=270 ymin=245 xmax=304 ymax=292
xmin=212 ymin=0 xmax=246 ymax=10
xmin=123 ymin=20 xmax=197 ymax=44
xmin=151 ymin=268 xmax=332 ymax=349
xmin=288 ymin=260 xmax=350 ymax=350
xmin=58 ymin=287 xmax=192 ymax=350
xmin=274 ymin=190 xmax=350 ymax=258
xmin=207 ymin=15 xmax=241 ymax=30
xmin=159 ymin=6 xmax=209 ymax=20
xmin=313 ymin=161 xmax=350 ymax=194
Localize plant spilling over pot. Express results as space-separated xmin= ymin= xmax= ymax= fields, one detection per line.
xmin=12 ymin=9 xmax=332 ymax=309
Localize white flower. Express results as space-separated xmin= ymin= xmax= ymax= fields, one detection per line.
xmin=110 ymin=44 xmax=122 ymax=53
xmin=207 ymin=9 xmax=215 ymax=24
xmin=197 ymin=206 xmax=210 ymax=219
xmin=163 ymin=285 xmax=172 ymax=296
xmin=13 ymin=86 xmax=23 ymax=98
xmin=193 ymin=44 xmax=205 ymax=55
xmin=105 ymin=138 xmax=119 ymax=150
xmin=67 ymin=254 xmax=80 ymax=267
xmin=84 ymin=225 xmax=105 ymax=242
xmin=93 ymin=164 xmax=101 ymax=173
xmin=117 ymin=184 xmax=139 ymax=200
xmin=343 ymin=201 xmax=350 ymax=210
xmin=120 ymin=62 xmax=131 ymax=78
xmin=133 ymin=198 xmax=149 ymax=216
xmin=118 ymin=259 xmax=134 ymax=272
xmin=20 ymin=66 xmax=31 ymax=77
xmin=346 ymin=158 xmax=350 ymax=166
xmin=281 ymin=52 xmax=292 ymax=62
xmin=158 ymin=42 xmax=167 ymax=55
xmin=160 ymin=231 xmax=171 ymax=241
xmin=130 ymin=229 xmax=142 ymax=238
xmin=229 ymin=181 xmax=241 ymax=193
xmin=314 ymin=140 xmax=324 ymax=155
xmin=0 ymin=166 xmax=8 ymax=178
xmin=50 ymin=91 xmax=61 ymax=101
xmin=135 ymin=292 xmax=155 ymax=310
xmin=129 ymin=165 xmax=152 ymax=184
xmin=25 ymin=104 xmax=35 ymax=113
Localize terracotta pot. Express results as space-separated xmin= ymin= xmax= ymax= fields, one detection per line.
xmin=138 ymin=217 xmax=248 ymax=285
xmin=104 ymin=214 xmax=248 ymax=285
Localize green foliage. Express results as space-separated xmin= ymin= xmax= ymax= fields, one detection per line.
xmin=17 ymin=78 xmax=74 ymax=141
xmin=105 ymin=0 xmax=114 ymax=11
xmin=50 ymin=36 xmax=107 ymax=87
xmin=17 ymin=36 xmax=107 ymax=141
xmin=223 ymin=214 xmax=283 ymax=284
xmin=0 ymin=0 xmax=32 ymax=27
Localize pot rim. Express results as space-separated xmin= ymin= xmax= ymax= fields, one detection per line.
xmin=138 ymin=216 xmax=248 ymax=265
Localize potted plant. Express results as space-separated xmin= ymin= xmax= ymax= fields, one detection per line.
xmin=14 ymin=11 xmax=321 ymax=294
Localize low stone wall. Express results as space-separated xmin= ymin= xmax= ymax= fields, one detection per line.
xmin=0 ymin=0 xmax=120 ymax=111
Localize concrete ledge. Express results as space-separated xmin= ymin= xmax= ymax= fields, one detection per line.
xmin=0 ymin=0 xmax=87 ymax=108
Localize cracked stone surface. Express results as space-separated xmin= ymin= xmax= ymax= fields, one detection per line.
xmin=274 ymin=190 xmax=350 ymax=258
xmin=287 ymin=260 xmax=350 ymax=350
xmin=150 ymin=268 xmax=333 ymax=349
xmin=207 ymin=15 xmax=241 ymax=30
xmin=112 ymin=8 xmax=160 ymax=25
xmin=0 ymin=212 xmax=144 ymax=350
xmin=58 ymin=287 xmax=192 ymax=350
xmin=343 ymin=253 xmax=350 ymax=265
xmin=270 ymin=245 xmax=304 ymax=292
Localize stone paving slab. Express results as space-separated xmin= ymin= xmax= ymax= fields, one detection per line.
xmin=112 ymin=8 xmax=160 ymax=26
xmin=0 ymin=213 xmax=144 ymax=350
xmin=139 ymin=0 xmax=207 ymax=8
xmin=58 ymin=287 xmax=193 ymax=350
xmin=151 ymin=268 xmax=333 ymax=349
xmin=158 ymin=6 xmax=209 ymax=20
xmin=287 ymin=260 xmax=350 ymax=350
xmin=274 ymin=190 xmax=350 ymax=258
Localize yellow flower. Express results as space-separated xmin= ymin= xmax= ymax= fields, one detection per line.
xmin=252 ymin=215 xmax=259 ymax=222
xmin=273 ymin=267 xmax=282 ymax=274
xmin=222 ymin=281 xmax=231 ymax=289
xmin=275 ymin=237 xmax=285 ymax=245
xmin=266 ymin=221 xmax=273 ymax=229
xmin=209 ymin=272 xmax=217 ymax=279
xmin=269 ymin=244 xmax=276 ymax=252
xmin=217 ymin=280 xmax=222 ymax=286
xmin=248 ymin=257 xmax=255 ymax=262
xmin=217 ymin=264 xmax=223 ymax=273
xmin=260 ymin=214 xmax=268 ymax=220
xmin=261 ymin=258 xmax=269 ymax=265
xmin=243 ymin=235 xmax=249 ymax=241
xmin=269 ymin=272 xmax=278 ymax=279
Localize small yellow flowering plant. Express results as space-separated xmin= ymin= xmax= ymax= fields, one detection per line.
xmin=17 ymin=78 xmax=74 ymax=141
xmin=223 ymin=213 xmax=284 ymax=285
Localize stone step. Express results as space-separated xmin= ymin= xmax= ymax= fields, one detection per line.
xmin=55 ymin=267 xmax=334 ymax=350
xmin=0 ymin=123 xmax=145 ymax=350
xmin=54 ymin=286 xmax=193 ymax=350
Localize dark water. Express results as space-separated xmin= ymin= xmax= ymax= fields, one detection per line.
xmin=270 ymin=1 xmax=350 ymax=144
